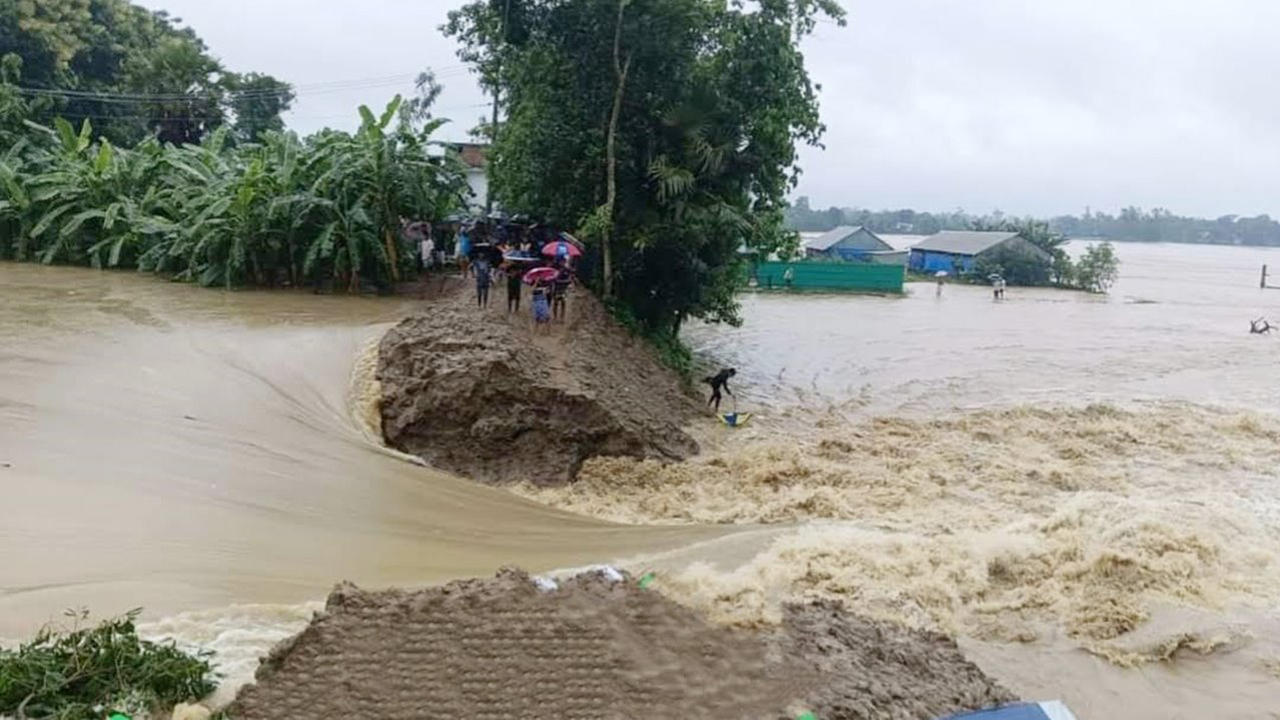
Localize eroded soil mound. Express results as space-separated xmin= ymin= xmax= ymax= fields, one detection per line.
xmin=227 ymin=569 xmax=1014 ymax=720
xmin=378 ymin=286 xmax=699 ymax=484
xmin=780 ymin=600 xmax=1017 ymax=719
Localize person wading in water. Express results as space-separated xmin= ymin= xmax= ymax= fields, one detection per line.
xmin=704 ymin=368 xmax=736 ymax=412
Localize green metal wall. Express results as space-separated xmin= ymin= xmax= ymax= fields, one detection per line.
xmin=750 ymin=261 xmax=904 ymax=293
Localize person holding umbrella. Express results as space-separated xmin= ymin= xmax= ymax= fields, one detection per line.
xmin=503 ymin=248 xmax=539 ymax=314
xmin=541 ymin=232 xmax=584 ymax=267
xmin=551 ymin=261 xmax=573 ymax=322
xmin=524 ymin=265 xmax=558 ymax=332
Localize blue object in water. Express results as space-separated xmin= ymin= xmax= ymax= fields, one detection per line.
xmin=941 ymin=701 xmax=1077 ymax=720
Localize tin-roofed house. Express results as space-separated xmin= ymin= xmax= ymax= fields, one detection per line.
xmin=909 ymin=231 xmax=1050 ymax=274
xmin=802 ymin=226 xmax=905 ymax=265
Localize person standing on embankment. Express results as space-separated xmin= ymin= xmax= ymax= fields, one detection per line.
xmin=455 ymin=225 xmax=472 ymax=277
xmin=552 ymin=261 xmax=572 ymax=322
xmin=505 ymin=261 xmax=523 ymax=314
xmin=473 ymin=253 xmax=492 ymax=309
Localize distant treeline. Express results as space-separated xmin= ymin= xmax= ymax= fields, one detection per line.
xmin=786 ymin=197 xmax=1280 ymax=246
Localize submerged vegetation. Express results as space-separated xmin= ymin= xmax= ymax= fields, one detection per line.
xmin=966 ymin=220 xmax=1120 ymax=292
xmin=0 ymin=97 xmax=467 ymax=291
xmin=0 ymin=609 xmax=216 ymax=720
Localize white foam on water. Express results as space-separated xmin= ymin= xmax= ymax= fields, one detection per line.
xmin=138 ymin=602 xmax=323 ymax=708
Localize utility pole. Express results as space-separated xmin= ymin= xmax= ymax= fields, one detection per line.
xmin=484 ymin=0 xmax=510 ymax=217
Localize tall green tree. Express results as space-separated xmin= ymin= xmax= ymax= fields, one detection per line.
xmin=446 ymin=0 xmax=844 ymax=335
xmin=225 ymin=72 xmax=296 ymax=144
xmin=0 ymin=0 xmax=291 ymax=146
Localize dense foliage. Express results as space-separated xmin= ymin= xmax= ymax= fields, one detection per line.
xmin=787 ymin=197 xmax=976 ymax=235
xmin=0 ymin=609 xmax=216 ymax=720
xmin=1075 ymin=241 xmax=1120 ymax=293
xmin=0 ymin=0 xmax=293 ymax=146
xmin=446 ymin=0 xmax=845 ymax=336
xmin=787 ymin=196 xmax=1280 ymax=248
xmin=0 ymin=97 xmax=468 ymax=290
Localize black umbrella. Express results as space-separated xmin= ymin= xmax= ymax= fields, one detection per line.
xmin=470 ymin=243 xmax=504 ymax=264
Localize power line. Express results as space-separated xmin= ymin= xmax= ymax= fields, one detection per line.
xmin=12 ymin=66 xmax=475 ymax=104
xmin=17 ymin=76 xmax=405 ymax=100
xmin=17 ymin=79 xmax=416 ymax=102
xmin=28 ymin=102 xmax=491 ymax=124
xmin=18 ymin=80 xmax=411 ymax=104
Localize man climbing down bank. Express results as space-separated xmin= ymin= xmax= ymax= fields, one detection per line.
xmin=704 ymin=368 xmax=736 ymax=411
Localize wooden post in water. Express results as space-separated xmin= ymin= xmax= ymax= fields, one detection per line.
xmin=1263 ymin=264 xmax=1269 ymax=289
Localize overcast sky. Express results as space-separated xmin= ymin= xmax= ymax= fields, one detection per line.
xmin=136 ymin=0 xmax=1280 ymax=219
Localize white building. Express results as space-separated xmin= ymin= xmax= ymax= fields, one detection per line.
xmin=453 ymin=143 xmax=490 ymax=213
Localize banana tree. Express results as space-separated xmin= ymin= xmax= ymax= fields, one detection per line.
xmin=0 ymin=143 xmax=33 ymax=260
xmin=21 ymin=119 xmax=144 ymax=265
xmin=307 ymin=96 xmax=468 ymax=290
xmin=4 ymin=95 xmax=468 ymax=293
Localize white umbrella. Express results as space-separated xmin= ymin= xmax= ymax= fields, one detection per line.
xmin=934 ymin=271 xmax=949 ymax=278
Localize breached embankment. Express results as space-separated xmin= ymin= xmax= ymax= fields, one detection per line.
xmin=377 ymin=287 xmax=699 ymax=485
xmin=227 ymin=568 xmax=1014 ymax=720
xmin=220 ymin=278 xmax=1280 ymax=716
xmin=516 ymin=403 xmax=1280 ymax=666
xmin=206 ymin=283 xmax=1014 ymax=719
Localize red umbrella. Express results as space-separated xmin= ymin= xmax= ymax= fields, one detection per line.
xmin=523 ymin=266 xmax=558 ymax=285
xmin=541 ymin=240 xmax=583 ymax=259
xmin=557 ymin=232 xmax=584 ymax=249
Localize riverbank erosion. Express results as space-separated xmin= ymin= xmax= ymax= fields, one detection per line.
xmin=227 ymin=568 xmax=1014 ymax=719
xmin=517 ymin=403 xmax=1280 ymax=670
xmin=377 ymin=286 xmax=699 ymax=484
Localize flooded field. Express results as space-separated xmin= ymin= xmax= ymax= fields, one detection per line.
xmin=3 ymin=242 xmax=1279 ymax=717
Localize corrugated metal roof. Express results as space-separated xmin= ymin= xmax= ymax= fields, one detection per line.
xmin=912 ymin=231 xmax=1021 ymax=256
xmin=879 ymin=234 xmax=930 ymax=251
xmin=804 ymin=225 xmax=868 ymax=251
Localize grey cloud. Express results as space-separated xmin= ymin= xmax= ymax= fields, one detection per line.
xmin=139 ymin=0 xmax=1280 ymax=218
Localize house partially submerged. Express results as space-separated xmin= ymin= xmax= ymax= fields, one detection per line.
xmin=909 ymin=231 xmax=1050 ymax=274
xmin=802 ymin=226 xmax=905 ymax=265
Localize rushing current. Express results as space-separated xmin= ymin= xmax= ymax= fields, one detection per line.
xmin=3 ymin=242 xmax=1279 ymax=717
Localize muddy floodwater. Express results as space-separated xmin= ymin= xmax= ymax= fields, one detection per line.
xmin=0 ymin=265 xmax=724 ymax=636
xmin=4 ymin=242 xmax=1280 ymax=718
xmin=687 ymin=241 xmax=1280 ymax=414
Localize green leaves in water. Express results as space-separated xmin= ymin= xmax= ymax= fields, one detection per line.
xmin=0 ymin=608 xmax=217 ymax=720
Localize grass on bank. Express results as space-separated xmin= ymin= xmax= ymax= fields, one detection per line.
xmin=0 ymin=609 xmax=217 ymax=720
xmin=606 ymin=300 xmax=696 ymax=384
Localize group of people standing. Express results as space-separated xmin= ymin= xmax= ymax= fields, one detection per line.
xmin=406 ymin=217 xmax=576 ymax=329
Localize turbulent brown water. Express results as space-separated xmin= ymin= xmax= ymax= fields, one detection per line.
xmin=4 ymin=243 xmax=1280 ymax=718
xmin=0 ymin=264 xmax=727 ymax=703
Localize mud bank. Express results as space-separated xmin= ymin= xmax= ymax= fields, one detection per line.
xmin=378 ymin=286 xmax=698 ymax=484
xmin=228 ymin=568 xmax=1013 ymax=719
